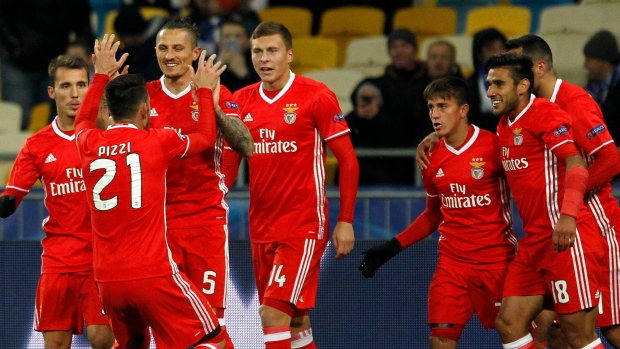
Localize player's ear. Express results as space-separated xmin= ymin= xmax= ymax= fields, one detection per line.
xmin=48 ymin=85 xmax=55 ymax=100
xmin=460 ymin=103 xmax=469 ymax=119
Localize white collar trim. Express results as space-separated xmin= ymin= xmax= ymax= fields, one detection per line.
xmin=259 ymin=71 xmax=295 ymax=104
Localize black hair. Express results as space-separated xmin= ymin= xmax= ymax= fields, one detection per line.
xmin=423 ymin=76 xmax=470 ymax=107
xmin=506 ymin=35 xmax=554 ymax=69
xmin=105 ymin=74 xmax=148 ymax=122
xmin=485 ymin=52 xmax=534 ymax=94
xmin=160 ymin=17 xmax=200 ymax=48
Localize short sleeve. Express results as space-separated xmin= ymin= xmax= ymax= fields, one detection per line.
xmin=535 ymin=104 xmax=576 ymax=151
xmin=154 ymin=129 xmax=191 ymax=160
xmin=6 ymin=140 xmax=41 ymax=193
xmin=312 ymin=84 xmax=350 ymax=142
xmin=568 ymin=97 xmax=615 ymax=157
xmin=219 ymin=85 xmax=241 ymax=118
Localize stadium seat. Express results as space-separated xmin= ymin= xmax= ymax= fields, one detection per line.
xmin=540 ymin=32 xmax=590 ymax=87
xmin=258 ymin=6 xmax=313 ymax=38
xmin=420 ymin=35 xmax=474 ymax=77
xmin=28 ymin=102 xmax=51 ymax=133
xmin=103 ymin=6 xmax=169 ymax=36
xmin=319 ymin=6 xmax=385 ymax=66
xmin=290 ymin=37 xmax=339 ymax=75
xmin=537 ymin=4 xmax=605 ymax=35
xmin=465 ymin=5 xmax=531 ymax=38
xmin=343 ymin=35 xmax=390 ymax=78
xmin=392 ymin=7 xmax=458 ymax=45
xmin=580 ymin=0 xmax=620 ymax=4
xmin=0 ymin=101 xmax=22 ymax=133
xmin=303 ymin=68 xmax=365 ymax=115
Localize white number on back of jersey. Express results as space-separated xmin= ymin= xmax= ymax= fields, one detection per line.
xmin=268 ymin=264 xmax=286 ymax=287
xmin=90 ymin=154 xmax=143 ymax=211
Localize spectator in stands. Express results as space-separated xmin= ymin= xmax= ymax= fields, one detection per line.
xmin=426 ymin=40 xmax=463 ymax=80
xmin=345 ymin=81 xmax=414 ymax=185
xmin=114 ymin=4 xmax=163 ymax=82
xmin=188 ymin=0 xmax=259 ymax=56
xmin=348 ymin=28 xmax=431 ymax=185
xmin=217 ymin=13 xmax=260 ymax=92
xmin=583 ymin=30 xmax=620 ymax=143
xmin=0 ymin=0 xmax=94 ymax=130
xmin=466 ymin=27 xmax=506 ymax=133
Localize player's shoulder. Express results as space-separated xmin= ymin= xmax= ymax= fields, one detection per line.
xmin=146 ymin=78 xmax=162 ymax=92
xmin=233 ymin=81 xmax=262 ymax=100
xmin=294 ymin=74 xmax=328 ymax=92
xmin=476 ymin=126 xmax=499 ymax=142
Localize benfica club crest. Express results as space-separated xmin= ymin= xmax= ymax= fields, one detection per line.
xmin=191 ymin=104 xmax=199 ymax=121
xmin=283 ymin=103 xmax=298 ymax=124
xmin=513 ymin=128 xmax=523 ymax=145
xmin=470 ymin=159 xmax=485 ymax=179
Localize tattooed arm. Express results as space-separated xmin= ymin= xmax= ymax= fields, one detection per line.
xmin=216 ymin=107 xmax=254 ymax=157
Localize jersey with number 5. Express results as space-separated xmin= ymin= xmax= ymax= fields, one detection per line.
xmin=77 ymin=124 xmax=191 ymax=282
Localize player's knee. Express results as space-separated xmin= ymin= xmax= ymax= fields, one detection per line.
xmin=495 ymin=313 xmax=512 ymax=337
xmin=43 ymin=332 xmax=72 ymax=349
xmin=601 ymin=325 xmax=620 ymax=347
xmin=430 ymin=324 xmax=463 ymax=344
xmin=87 ymin=325 xmax=115 ymax=349
xmin=260 ymin=298 xmax=295 ymax=327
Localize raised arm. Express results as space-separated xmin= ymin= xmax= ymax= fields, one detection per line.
xmin=183 ymin=51 xmax=227 ymax=157
xmin=75 ymin=34 xmax=127 ymax=133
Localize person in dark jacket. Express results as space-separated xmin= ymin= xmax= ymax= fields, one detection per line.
xmin=0 ymin=0 xmax=94 ymax=130
xmin=465 ymin=28 xmax=506 ymax=133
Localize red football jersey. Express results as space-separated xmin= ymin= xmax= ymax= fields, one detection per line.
xmin=147 ymin=77 xmax=239 ymax=227
xmin=77 ymin=125 xmax=193 ymax=282
xmin=497 ymin=96 xmax=597 ymax=246
xmin=233 ymin=73 xmax=350 ymax=242
xmin=3 ymin=119 xmax=92 ymax=273
xmin=423 ymin=125 xmax=516 ymax=267
xmin=551 ymin=79 xmax=620 ymax=236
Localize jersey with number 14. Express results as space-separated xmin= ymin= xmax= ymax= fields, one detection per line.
xmin=233 ymin=72 xmax=350 ymax=243
xmin=423 ymin=125 xmax=516 ymax=267
xmin=77 ymin=125 xmax=191 ymax=282
xmin=147 ymin=77 xmax=239 ymax=227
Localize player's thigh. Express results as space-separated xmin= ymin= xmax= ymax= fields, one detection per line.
xmin=262 ymin=238 xmax=328 ymax=309
xmin=470 ymin=267 xmax=509 ymax=329
xmin=139 ymin=274 xmax=221 ymax=349
xmin=167 ymin=225 xmax=229 ymax=308
xmin=96 ymin=281 xmax=150 ymax=349
xmin=35 ymin=273 xmax=81 ymax=333
xmin=544 ymin=249 xmax=602 ymax=315
xmin=428 ymin=262 xmax=474 ymax=326
xmin=76 ymin=271 xmax=109 ymax=327
xmin=596 ymin=233 xmax=620 ymax=327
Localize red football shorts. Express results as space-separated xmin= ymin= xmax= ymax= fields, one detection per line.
xmin=167 ymin=225 xmax=229 ymax=309
xmin=252 ymin=237 xmax=328 ymax=309
xmin=428 ymin=259 xmax=508 ymax=329
xmin=597 ymin=230 xmax=620 ymax=327
xmin=502 ymin=226 xmax=603 ymax=314
xmin=97 ymin=272 xmax=220 ymax=349
xmin=34 ymin=271 xmax=109 ymax=333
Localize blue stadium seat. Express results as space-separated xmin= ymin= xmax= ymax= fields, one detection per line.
xmin=510 ymin=0 xmax=574 ymax=33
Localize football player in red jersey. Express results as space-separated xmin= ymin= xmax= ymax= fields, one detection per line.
xmin=506 ymin=34 xmax=620 ymax=349
xmin=146 ymin=19 xmax=253 ymax=348
xmin=222 ymin=22 xmax=359 ymax=349
xmin=360 ymin=76 xmax=517 ymax=348
xmin=0 ymin=55 xmax=115 ymax=349
xmin=488 ymin=52 xmax=604 ymax=349
xmin=76 ymin=34 xmax=227 ymax=349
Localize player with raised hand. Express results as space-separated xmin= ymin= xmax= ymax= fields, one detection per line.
xmin=75 ymin=34 xmax=226 ymax=349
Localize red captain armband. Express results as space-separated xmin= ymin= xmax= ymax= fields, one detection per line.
xmin=560 ymin=166 xmax=589 ymax=218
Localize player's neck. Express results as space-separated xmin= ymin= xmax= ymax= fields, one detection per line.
xmin=538 ymin=75 xmax=558 ymax=100
xmin=262 ymin=70 xmax=290 ymax=91
xmin=56 ymin=114 xmax=75 ymax=131
xmin=508 ymin=96 xmax=531 ymax=121
xmin=444 ymin=123 xmax=470 ymax=149
xmin=164 ymin=74 xmax=191 ymax=95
